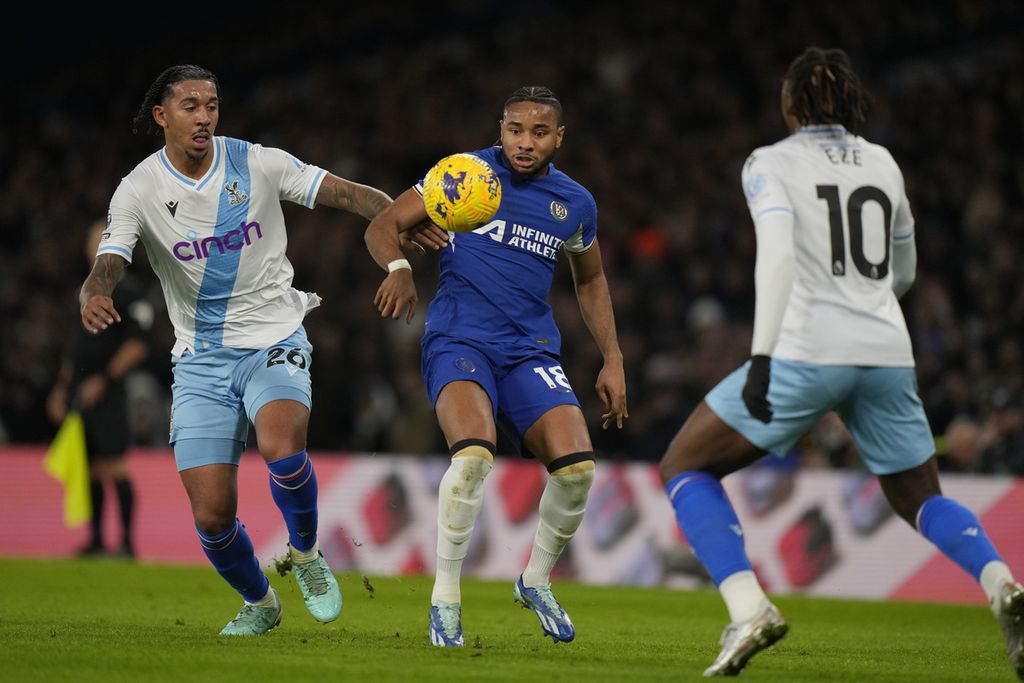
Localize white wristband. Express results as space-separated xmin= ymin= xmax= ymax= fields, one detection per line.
xmin=387 ymin=258 xmax=412 ymax=273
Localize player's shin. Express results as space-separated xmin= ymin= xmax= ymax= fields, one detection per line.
xmin=432 ymin=440 xmax=494 ymax=605
xmin=267 ymin=450 xmax=319 ymax=555
xmin=917 ymin=495 xmax=1014 ymax=609
xmin=197 ymin=518 xmax=271 ymax=603
xmin=522 ymin=453 xmax=595 ymax=588
xmin=269 ymin=451 xmax=341 ymax=624
xmin=665 ymin=470 xmax=767 ymax=622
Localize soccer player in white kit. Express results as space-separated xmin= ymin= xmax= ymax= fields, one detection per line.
xmin=658 ymin=48 xmax=1024 ymax=678
xmin=79 ymin=65 xmax=445 ymax=635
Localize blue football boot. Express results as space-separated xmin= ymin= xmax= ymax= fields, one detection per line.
xmin=429 ymin=601 xmax=464 ymax=647
xmin=513 ymin=575 xmax=575 ymax=643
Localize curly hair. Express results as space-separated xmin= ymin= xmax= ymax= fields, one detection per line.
xmin=784 ymin=47 xmax=870 ymax=133
xmin=131 ymin=65 xmax=220 ymax=135
xmin=503 ymin=86 xmax=563 ymax=125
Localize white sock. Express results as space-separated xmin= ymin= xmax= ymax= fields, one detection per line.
xmin=246 ymin=584 xmax=278 ymax=608
xmin=432 ymin=447 xmax=492 ymax=605
xmin=521 ymin=462 xmax=595 ymax=589
xmin=719 ymin=570 xmax=768 ymax=623
xmin=433 ymin=558 xmax=464 ymax=605
xmin=980 ymin=560 xmax=1015 ymax=616
xmin=290 ymin=541 xmax=320 ymax=564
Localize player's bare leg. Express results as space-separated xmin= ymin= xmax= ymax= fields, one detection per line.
xmin=512 ymin=405 xmax=595 ymax=643
xmin=429 ymin=381 xmax=497 ymax=647
xmin=660 ymin=402 xmax=787 ymax=675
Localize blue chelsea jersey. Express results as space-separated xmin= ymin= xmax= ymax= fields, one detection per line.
xmin=417 ymin=146 xmax=598 ymax=356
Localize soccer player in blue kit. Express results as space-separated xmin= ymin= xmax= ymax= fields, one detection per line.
xmin=658 ymin=48 xmax=1024 ymax=677
xmin=365 ymin=87 xmax=628 ymax=647
xmin=79 ymin=65 xmax=446 ymax=635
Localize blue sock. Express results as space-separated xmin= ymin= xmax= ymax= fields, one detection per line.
xmin=267 ymin=450 xmax=319 ymax=552
xmin=917 ymin=495 xmax=1002 ymax=580
xmin=665 ymin=471 xmax=752 ymax=585
xmin=197 ymin=519 xmax=269 ymax=602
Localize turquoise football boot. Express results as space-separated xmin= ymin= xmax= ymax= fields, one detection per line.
xmin=293 ymin=552 xmax=342 ymax=623
xmin=219 ymin=588 xmax=282 ymax=636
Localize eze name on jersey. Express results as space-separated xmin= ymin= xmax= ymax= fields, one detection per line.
xmin=821 ymin=146 xmax=863 ymax=166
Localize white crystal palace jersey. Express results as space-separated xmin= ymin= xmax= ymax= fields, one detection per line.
xmin=99 ymin=137 xmax=326 ymax=356
xmin=742 ymin=125 xmax=915 ymax=366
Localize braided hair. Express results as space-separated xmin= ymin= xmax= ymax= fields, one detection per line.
xmin=131 ymin=65 xmax=220 ymax=135
xmin=784 ymin=48 xmax=870 ymax=133
xmin=503 ymin=86 xmax=563 ymax=125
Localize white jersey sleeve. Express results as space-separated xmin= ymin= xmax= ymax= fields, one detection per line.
xmin=251 ymin=144 xmax=327 ymax=208
xmin=97 ymin=179 xmax=144 ymax=263
xmin=743 ymin=152 xmax=796 ymax=356
xmin=890 ymin=157 xmax=917 ymax=298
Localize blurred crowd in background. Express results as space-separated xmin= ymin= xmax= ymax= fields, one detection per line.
xmin=2 ymin=2 xmax=1022 ymax=473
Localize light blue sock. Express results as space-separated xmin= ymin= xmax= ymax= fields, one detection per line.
xmin=197 ymin=519 xmax=269 ymax=602
xmin=267 ymin=450 xmax=319 ymax=552
xmin=665 ymin=471 xmax=752 ymax=585
xmin=917 ymin=495 xmax=1002 ymax=580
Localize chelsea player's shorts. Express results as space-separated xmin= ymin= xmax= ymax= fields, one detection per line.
xmin=706 ymin=357 xmax=934 ymax=475
xmin=422 ymin=334 xmax=581 ymax=442
xmin=169 ymin=326 xmax=313 ymax=471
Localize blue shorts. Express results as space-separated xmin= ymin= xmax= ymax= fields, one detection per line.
xmin=170 ymin=326 xmax=313 ymax=471
xmin=706 ymin=358 xmax=934 ymax=475
xmin=422 ymin=335 xmax=580 ymax=445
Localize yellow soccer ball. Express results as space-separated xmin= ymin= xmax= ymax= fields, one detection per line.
xmin=422 ymin=153 xmax=502 ymax=232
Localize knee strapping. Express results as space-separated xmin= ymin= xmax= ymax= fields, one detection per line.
xmin=547 ymin=451 xmax=596 ymax=475
xmin=437 ymin=441 xmax=494 ymax=556
xmin=450 ymin=439 xmax=495 ymax=463
xmin=535 ymin=453 xmax=595 ymax=551
xmin=546 ymin=452 xmax=596 ymax=506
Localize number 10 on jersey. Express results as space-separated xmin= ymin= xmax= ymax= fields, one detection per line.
xmin=817 ymin=184 xmax=892 ymax=280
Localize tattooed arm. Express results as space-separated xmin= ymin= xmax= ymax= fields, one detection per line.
xmin=315 ymin=173 xmax=392 ymax=221
xmin=315 ymin=173 xmax=449 ymax=252
xmin=80 ymin=253 xmax=127 ymax=334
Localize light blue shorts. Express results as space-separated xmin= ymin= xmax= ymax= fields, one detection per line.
xmin=170 ymin=326 xmax=313 ymax=471
xmin=706 ymin=358 xmax=934 ymax=475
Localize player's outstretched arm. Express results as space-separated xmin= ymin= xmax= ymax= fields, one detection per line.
xmin=365 ymin=189 xmax=431 ymax=324
xmin=318 ymin=173 xmax=447 ymax=253
xmin=79 ymin=253 xmax=126 ymax=334
xmin=567 ymin=240 xmax=628 ymax=429
xmin=315 ymin=173 xmax=392 ymax=222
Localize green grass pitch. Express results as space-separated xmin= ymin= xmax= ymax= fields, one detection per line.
xmin=0 ymin=557 xmax=1014 ymax=682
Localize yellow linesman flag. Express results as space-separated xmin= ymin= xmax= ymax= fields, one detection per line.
xmin=43 ymin=411 xmax=92 ymax=527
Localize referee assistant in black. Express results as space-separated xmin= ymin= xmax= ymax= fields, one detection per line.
xmin=47 ymin=219 xmax=153 ymax=557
